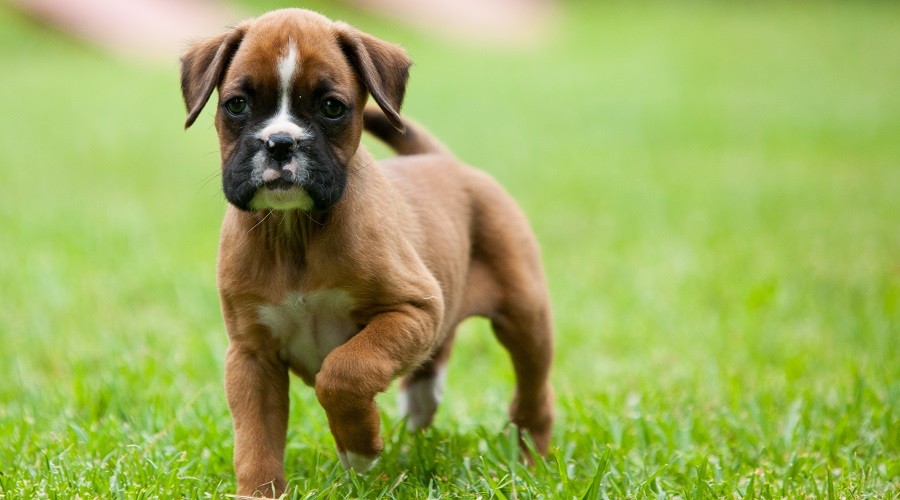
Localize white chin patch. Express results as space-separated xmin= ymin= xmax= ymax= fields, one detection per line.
xmin=248 ymin=187 xmax=314 ymax=211
xmin=338 ymin=450 xmax=379 ymax=472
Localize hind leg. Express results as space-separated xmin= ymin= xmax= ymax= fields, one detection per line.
xmin=398 ymin=332 xmax=456 ymax=431
xmin=491 ymin=297 xmax=554 ymax=456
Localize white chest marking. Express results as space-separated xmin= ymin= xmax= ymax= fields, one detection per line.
xmin=257 ymin=289 xmax=357 ymax=376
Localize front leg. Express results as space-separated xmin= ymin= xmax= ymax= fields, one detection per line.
xmin=225 ymin=342 xmax=290 ymax=497
xmin=315 ymin=304 xmax=439 ymax=471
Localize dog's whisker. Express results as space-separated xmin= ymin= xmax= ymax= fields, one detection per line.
xmin=301 ymin=207 xmax=324 ymax=227
xmin=196 ymin=169 xmax=221 ymax=191
xmin=248 ymin=209 xmax=274 ymax=233
xmin=350 ymin=159 xmax=375 ymax=173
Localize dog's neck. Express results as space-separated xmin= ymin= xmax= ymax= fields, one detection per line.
xmin=241 ymin=208 xmax=324 ymax=252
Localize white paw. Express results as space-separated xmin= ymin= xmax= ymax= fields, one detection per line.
xmin=397 ymin=368 xmax=446 ymax=432
xmin=338 ymin=450 xmax=379 ymax=472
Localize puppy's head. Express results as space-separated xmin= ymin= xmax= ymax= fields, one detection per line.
xmin=181 ymin=9 xmax=410 ymax=212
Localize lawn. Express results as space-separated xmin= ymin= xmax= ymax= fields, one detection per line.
xmin=1 ymin=0 xmax=898 ymax=497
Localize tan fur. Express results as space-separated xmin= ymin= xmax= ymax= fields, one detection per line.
xmin=182 ymin=9 xmax=553 ymax=497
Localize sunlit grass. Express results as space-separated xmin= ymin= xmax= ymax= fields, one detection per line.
xmin=0 ymin=1 xmax=897 ymax=497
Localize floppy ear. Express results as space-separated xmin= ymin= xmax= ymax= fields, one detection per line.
xmin=180 ymin=24 xmax=248 ymax=129
xmin=336 ymin=24 xmax=412 ymax=132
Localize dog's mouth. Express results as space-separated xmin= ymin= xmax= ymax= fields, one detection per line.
xmin=248 ymin=160 xmax=314 ymax=210
xmin=224 ymin=143 xmax=346 ymax=213
xmin=262 ymin=177 xmax=296 ymax=191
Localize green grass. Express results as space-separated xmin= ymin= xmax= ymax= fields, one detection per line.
xmin=1 ymin=1 xmax=898 ymax=497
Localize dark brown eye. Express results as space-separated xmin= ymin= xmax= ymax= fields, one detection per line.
xmin=320 ymin=98 xmax=346 ymax=119
xmin=224 ymin=97 xmax=248 ymax=116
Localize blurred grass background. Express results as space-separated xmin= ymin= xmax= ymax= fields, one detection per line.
xmin=0 ymin=0 xmax=897 ymax=497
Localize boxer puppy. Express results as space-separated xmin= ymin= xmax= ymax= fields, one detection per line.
xmin=180 ymin=9 xmax=553 ymax=497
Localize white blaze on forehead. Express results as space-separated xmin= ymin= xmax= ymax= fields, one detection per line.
xmin=257 ymin=41 xmax=310 ymax=142
xmin=277 ymin=41 xmax=298 ymax=111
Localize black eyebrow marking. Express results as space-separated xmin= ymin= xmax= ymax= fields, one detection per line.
xmin=312 ymin=77 xmax=341 ymax=99
xmin=219 ymin=77 xmax=257 ymax=102
xmin=237 ymin=77 xmax=257 ymax=97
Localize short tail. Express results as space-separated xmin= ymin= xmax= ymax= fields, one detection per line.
xmin=363 ymin=106 xmax=450 ymax=156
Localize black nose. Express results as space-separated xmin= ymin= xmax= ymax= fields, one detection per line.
xmin=265 ymin=133 xmax=296 ymax=160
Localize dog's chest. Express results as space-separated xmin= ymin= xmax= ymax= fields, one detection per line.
xmin=257 ymin=289 xmax=358 ymax=378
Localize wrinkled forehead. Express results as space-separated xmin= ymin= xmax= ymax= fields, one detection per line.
xmin=222 ymin=10 xmax=357 ymax=96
